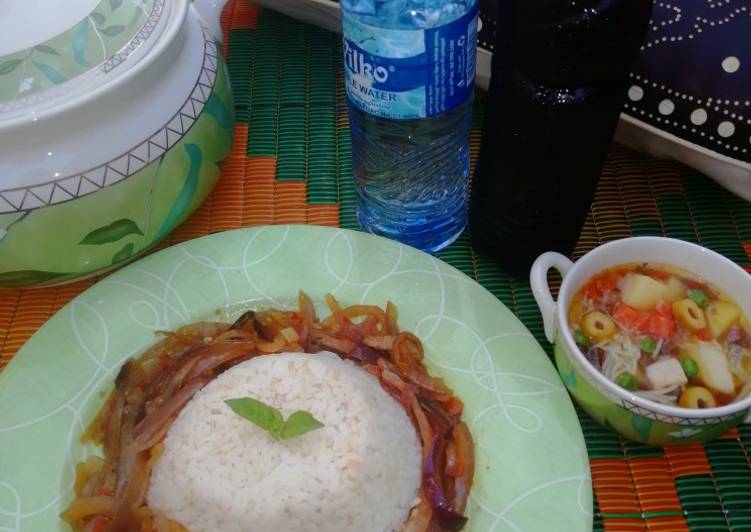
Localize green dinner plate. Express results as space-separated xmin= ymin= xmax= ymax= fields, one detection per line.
xmin=0 ymin=225 xmax=591 ymax=531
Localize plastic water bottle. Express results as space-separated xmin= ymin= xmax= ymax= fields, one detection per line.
xmin=341 ymin=0 xmax=479 ymax=252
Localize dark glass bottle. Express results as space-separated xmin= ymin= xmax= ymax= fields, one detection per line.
xmin=469 ymin=0 xmax=654 ymax=276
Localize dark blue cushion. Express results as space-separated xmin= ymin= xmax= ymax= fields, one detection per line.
xmin=624 ymin=0 xmax=750 ymax=163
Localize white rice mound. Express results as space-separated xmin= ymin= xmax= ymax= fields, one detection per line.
xmin=148 ymin=351 xmax=422 ymax=532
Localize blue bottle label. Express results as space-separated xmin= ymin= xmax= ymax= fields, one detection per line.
xmin=343 ymin=4 xmax=479 ymax=119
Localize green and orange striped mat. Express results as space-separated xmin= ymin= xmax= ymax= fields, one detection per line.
xmin=1 ymin=2 xmax=750 ymax=530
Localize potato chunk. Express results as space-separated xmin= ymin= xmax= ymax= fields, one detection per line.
xmin=665 ymin=276 xmax=687 ymax=302
xmin=645 ymin=358 xmax=688 ymax=389
xmin=705 ymin=300 xmax=741 ymax=338
xmin=743 ymin=354 xmax=751 ymax=380
xmin=685 ymin=341 xmax=736 ymax=395
xmin=619 ymin=273 xmax=669 ymax=310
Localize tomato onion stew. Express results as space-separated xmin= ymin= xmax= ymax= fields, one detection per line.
xmin=62 ymin=293 xmax=474 ymax=532
xmin=568 ymin=263 xmax=751 ymax=408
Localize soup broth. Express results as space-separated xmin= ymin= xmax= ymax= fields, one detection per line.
xmin=568 ymin=263 xmax=751 ymax=408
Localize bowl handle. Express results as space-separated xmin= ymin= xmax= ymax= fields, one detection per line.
xmin=191 ymin=0 xmax=230 ymax=43
xmin=530 ymin=252 xmax=574 ymax=344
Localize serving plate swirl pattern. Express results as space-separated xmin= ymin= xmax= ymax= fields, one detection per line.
xmin=0 ymin=225 xmax=591 ymax=531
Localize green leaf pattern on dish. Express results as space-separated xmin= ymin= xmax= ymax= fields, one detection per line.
xmin=561 ymin=366 xmax=577 ymax=388
xmin=153 ymin=143 xmax=203 ymax=243
xmin=0 ymin=60 xmax=22 ymax=75
xmin=100 ymin=25 xmax=126 ymax=37
xmin=91 ymin=12 xmax=107 ymax=27
xmin=111 ymin=242 xmax=135 ymax=264
xmin=80 ymin=219 xmax=144 ymax=245
xmin=630 ymin=414 xmax=654 ymax=441
xmin=0 ymin=56 xmax=233 ymax=286
xmin=205 ymin=92 xmax=234 ymax=130
xmin=0 ymin=0 xmax=157 ymax=103
xmin=72 ymin=20 xmax=91 ymax=67
xmin=32 ymin=61 xmax=65 ymax=84
xmin=33 ymin=45 xmax=59 ymax=56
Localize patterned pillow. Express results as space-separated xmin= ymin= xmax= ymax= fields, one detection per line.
xmin=253 ymin=0 xmax=751 ymax=199
xmin=625 ymin=1 xmax=750 ymax=162
xmin=616 ymin=0 xmax=750 ymax=200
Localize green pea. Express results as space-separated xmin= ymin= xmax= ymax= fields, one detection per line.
xmin=615 ymin=372 xmax=637 ymax=391
xmin=574 ymin=329 xmax=590 ymax=348
xmin=681 ymin=357 xmax=699 ymax=378
xmin=687 ymin=289 xmax=709 ymax=308
xmin=639 ymin=336 xmax=657 ymax=353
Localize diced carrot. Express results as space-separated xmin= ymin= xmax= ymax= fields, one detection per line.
xmin=696 ymin=328 xmax=711 ymax=341
xmin=645 ymin=313 xmax=675 ymax=338
xmin=582 ymin=283 xmax=600 ymax=301
xmin=655 ymin=300 xmax=673 ymax=318
xmin=612 ymin=303 xmax=650 ymax=332
xmin=584 ymin=272 xmax=623 ymax=302
xmin=595 ymin=277 xmax=616 ymax=294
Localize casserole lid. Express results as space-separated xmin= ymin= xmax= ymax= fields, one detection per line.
xmin=0 ymin=0 xmax=170 ymax=120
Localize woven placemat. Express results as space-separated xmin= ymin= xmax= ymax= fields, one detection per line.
xmin=1 ymin=2 xmax=750 ymax=530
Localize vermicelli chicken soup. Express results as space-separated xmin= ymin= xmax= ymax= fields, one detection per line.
xmin=568 ymin=263 xmax=751 ymax=408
